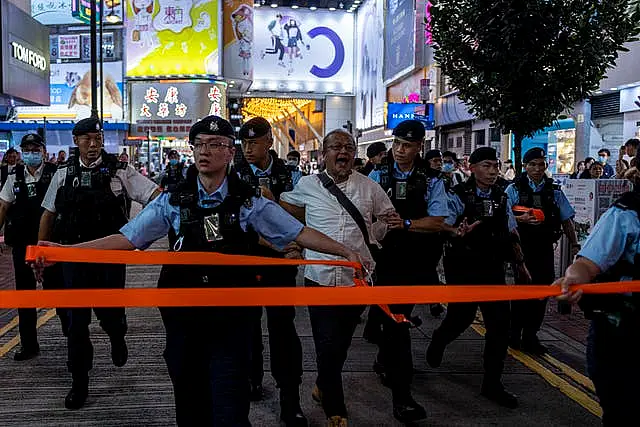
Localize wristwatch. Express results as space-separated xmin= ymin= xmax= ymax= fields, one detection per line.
xmin=403 ymin=219 xmax=412 ymax=230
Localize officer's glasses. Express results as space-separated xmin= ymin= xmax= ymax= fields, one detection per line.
xmin=191 ymin=141 xmax=234 ymax=153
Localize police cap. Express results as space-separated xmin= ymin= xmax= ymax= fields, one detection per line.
xmin=469 ymin=147 xmax=498 ymax=165
xmin=72 ymin=117 xmax=102 ymax=136
xmin=523 ymin=147 xmax=546 ymax=164
xmin=239 ymin=117 xmax=271 ymax=140
xmin=392 ymin=120 xmax=425 ymax=142
xmin=188 ymin=115 xmax=235 ymax=142
xmin=366 ymin=141 xmax=387 ymax=159
xmin=20 ymin=133 xmax=45 ymax=148
xmin=425 ymin=149 xmax=442 ymax=161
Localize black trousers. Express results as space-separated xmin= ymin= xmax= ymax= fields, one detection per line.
xmin=12 ymin=245 xmax=69 ymax=349
xmin=63 ymin=263 xmax=127 ymax=375
xmin=306 ymin=279 xmax=365 ymax=418
xmin=250 ymin=266 xmax=303 ymax=391
xmin=511 ymin=240 xmax=555 ymax=340
xmin=434 ymin=254 xmax=510 ymax=382
xmin=587 ymin=313 xmax=640 ymax=426
xmin=161 ymin=307 xmax=255 ymax=427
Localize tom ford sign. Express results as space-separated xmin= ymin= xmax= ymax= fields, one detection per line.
xmin=10 ymin=41 xmax=48 ymax=71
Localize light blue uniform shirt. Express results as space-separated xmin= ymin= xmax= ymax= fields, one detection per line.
xmin=505 ymin=177 xmax=575 ymax=222
xmin=579 ymin=207 xmax=640 ymax=276
xmin=446 ymin=187 xmax=518 ymax=233
xmin=368 ymin=162 xmax=449 ymax=217
xmin=249 ymin=158 xmax=301 ymax=187
xmin=120 ymin=176 xmax=304 ymax=251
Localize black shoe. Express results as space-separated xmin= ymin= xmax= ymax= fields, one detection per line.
xmin=363 ymin=323 xmax=382 ymax=344
xmin=429 ymin=303 xmax=445 ymax=318
xmin=280 ymin=398 xmax=308 ymax=427
xmin=426 ymin=338 xmax=445 ymax=368
xmin=521 ymin=336 xmax=547 ymax=355
xmin=65 ymin=377 xmax=89 ymax=410
xmin=373 ymin=359 xmax=390 ymax=388
xmin=481 ymin=382 xmax=518 ymax=409
xmin=250 ymin=384 xmax=264 ymax=401
xmin=14 ymin=345 xmax=40 ymax=361
xmin=393 ymin=395 xmax=427 ymax=423
xmin=110 ymin=336 xmax=128 ymax=367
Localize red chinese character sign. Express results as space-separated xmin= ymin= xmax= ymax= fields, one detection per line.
xmin=129 ymin=81 xmax=227 ymax=137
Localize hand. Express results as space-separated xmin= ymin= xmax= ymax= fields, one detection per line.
xmin=517 ymin=209 xmax=541 ymax=225
xmin=259 ymin=185 xmax=275 ymax=201
xmin=345 ymin=249 xmax=365 ymax=280
xmin=283 ymin=242 xmax=303 ymax=259
xmin=515 ymin=263 xmax=532 ymax=283
xmin=384 ymin=213 xmax=404 ymax=230
xmin=31 ymin=241 xmax=62 ymax=282
xmin=455 ymin=218 xmax=482 ymax=237
xmin=553 ymin=276 xmax=584 ymax=304
xmin=570 ymin=243 xmax=581 ymax=260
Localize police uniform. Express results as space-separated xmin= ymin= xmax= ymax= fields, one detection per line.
xmin=237 ymin=117 xmax=306 ymax=426
xmin=120 ymin=116 xmax=306 ymax=426
xmin=159 ymin=149 xmax=188 ymax=191
xmin=41 ymin=117 xmax=159 ymax=409
xmin=427 ymin=147 xmax=519 ymax=409
xmin=368 ymin=120 xmax=449 ymax=423
xmin=506 ymin=147 xmax=576 ymax=353
xmin=0 ymin=148 xmax=18 ymax=190
xmin=0 ymin=134 xmax=67 ymax=360
xmin=574 ymin=192 xmax=640 ymax=425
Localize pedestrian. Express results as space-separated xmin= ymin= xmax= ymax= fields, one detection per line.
xmin=1 ymin=147 xmax=19 ymax=190
xmin=156 ymin=149 xmax=186 ymax=191
xmin=597 ymin=149 xmax=615 ymax=178
xmin=506 ymin=147 xmax=580 ymax=354
xmin=37 ymin=117 xmax=162 ymax=410
xmin=237 ymin=117 xmax=307 ymax=426
xmin=0 ymin=133 xmax=68 ymax=360
xmin=503 ymin=159 xmax=516 ymax=181
xmin=280 ymin=129 xmax=397 ymax=427
xmin=57 ymin=150 xmax=67 ymax=164
xmin=442 ymin=151 xmax=466 ymax=189
xmin=427 ymin=147 xmax=531 ymax=409
xmin=555 ymin=186 xmax=640 ymax=426
xmin=361 ymin=141 xmax=387 ymax=176
xmin=570 ymin=161 xmax=585 ymax=179
xmin=286 ymin=150 xmax=305 ymax=185
xmin=34 ymin=116 xmax=362 ymax=426
xmin=367 ymin=120 xmax=451 ymax=423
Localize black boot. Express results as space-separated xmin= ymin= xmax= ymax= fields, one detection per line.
xmin=65 ymin=374 xmax=89 ymax=410
xmin=250 ymin=383 xmax=264 ymax=401
xmin=521 ymin=335 xmax=547 ymax=355
xmin=426 ymin=336 xmax=446 ymax=368
xmin=280 ymin=388 xmax=308 ymax=427
xmin=373 ymin=359 xmax=390 ymax=388
xmin=392 ymin=392 xmax=427 ymax=423
xmin=110 ymin=335 xmax=128 ymax=367
xmin=481 ymin=380 xmax=518 ymax=409
xmin=14 ymin=344 xmax=40 ymax=361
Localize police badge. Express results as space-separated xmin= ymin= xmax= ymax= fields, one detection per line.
xmin=396 ymin=181 xmax=408 ymax=200
xmin=203 ymin=213 xmax=223 ymax=242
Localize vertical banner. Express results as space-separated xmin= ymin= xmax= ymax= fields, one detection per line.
xmin=384 ymin=0 xmax=416 ymax=83
xmin=223 ymin=0 xmax=253 ymax=80
xmin=356 ymin=0 xmax=385 ymax=130
xmin=125 ymin=0 xmax=220 ymax=77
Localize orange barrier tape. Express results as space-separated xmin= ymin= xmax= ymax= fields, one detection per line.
xmin=1 ymin=284 xmax=639 ymax=309
xmin=25 ymin=246 xmax=361 ymax=269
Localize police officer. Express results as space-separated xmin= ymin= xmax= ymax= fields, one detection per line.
xmin=506 ymin=147 xmax=579 ymax=354
xmin=237 ymin=117 xmax=307 ymax=426
xmin=368 ymin=120 xmax=450 ymax=423
xmin=555 ymin=188 xmax=640 ymax=425
xmin=427 ymin=147 xmax=530 ymax=409
xmin=157 ymin=149 xmax=187 ymax=191
xmin=1 ymin=147 xmax=19 ymax=190
xmin=34 ymin=115 xmax=362 ymax=426
xmin=37 ymin=117 xmax=161 ymax=410
xmin=0 ymin=133 xmax=67 ymax=360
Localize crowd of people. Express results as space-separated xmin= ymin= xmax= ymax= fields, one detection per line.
xmin=0 ymin=116 xmax=637 ymax=426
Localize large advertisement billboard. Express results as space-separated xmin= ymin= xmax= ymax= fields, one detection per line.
xmin=16 ymin=62 xmax=124 ymax=121
xmin=125 ymin=0 xmax=220 ymax=77
xmin=355 ymin=0 xmax=385 ymax=130
xmin=129 ymin=81 xmax=227 ymax=137
xmin=223 ymin=1 xmax=253 ymax=80
xmin=384 ymin=0 xmax=415 ymax=83
xmin=252 ymin=8 xmax=354 ymax=93
xmin=387 ymin=103 xmax=434 ymax=130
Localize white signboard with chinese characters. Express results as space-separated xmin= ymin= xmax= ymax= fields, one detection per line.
xmin=58 ymin=35 xmax=81 ymax=59
xmin=129 ymin=81 xmax=227 ymax=137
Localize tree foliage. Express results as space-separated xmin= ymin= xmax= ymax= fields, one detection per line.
xmin=430 ymin=0 xmax=640 ymax=170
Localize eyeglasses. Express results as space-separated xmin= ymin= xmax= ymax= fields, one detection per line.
xmin=325 ymin=144 xmax=356 ymax=153
xmin=190 ymin=141 xmax=233 ymax=152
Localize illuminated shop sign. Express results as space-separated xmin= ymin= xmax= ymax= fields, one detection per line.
xmin=10 ymin=41 xmax=47 ymax=71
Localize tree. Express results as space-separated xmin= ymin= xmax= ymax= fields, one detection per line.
xmin=430 ymin=0 xmax=640 ymax=172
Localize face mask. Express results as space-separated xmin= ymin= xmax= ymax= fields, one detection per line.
xmin=442 ymin=162 xmax=455 ymax=172
xmin=287 ymin=160 xmax=298 ymax=167
xmin=599 ymin=156 xmax=607 ymax=164
xmin=22 ymin=152 xmax=43 ymax=167
xmin=169 ymin=159 xmax=179 ymax=166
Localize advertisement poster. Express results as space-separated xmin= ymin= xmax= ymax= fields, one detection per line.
xmin=58 ymin=35 xmax=81 ymax=59
xmin=620 ymin=85 xmax=640 ymax=113
xmin=252 ymin=7 xmax=354 ymax=93
xmin=129 ymin=81 xmax=226 ymax=137
xmin=384 ymin=0 xmax=415 ymax=83
xmin=125 ymin=0 xmax=220 ymax=77
xmin=223 ymin=1 xmax=253 ymax=80
xmin=16 ymin=62 xmax=124 ymax=121
xmin=355 ymin=0 xmax=384 ymax=130
xmin=32 ymin=0 xmax=124 ymax=25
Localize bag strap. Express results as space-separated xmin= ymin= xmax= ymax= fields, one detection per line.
xmin=318 ymin=172 xmax=371 ymax=246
